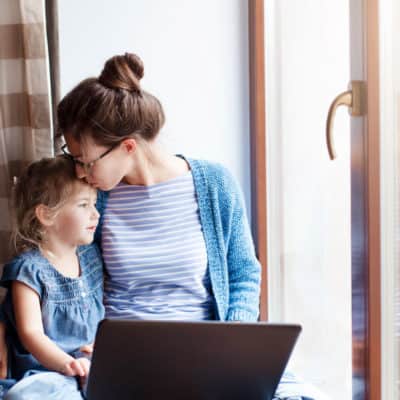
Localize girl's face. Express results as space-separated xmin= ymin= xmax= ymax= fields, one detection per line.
xmin=49 ymin=182 xmax=99 ymax=247
xmin=64 ymin=134 xmax=129 ymax=191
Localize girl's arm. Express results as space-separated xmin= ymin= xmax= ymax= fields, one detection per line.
xmin=0 ymin=322 xmax=7 ymax=378
xmin=12 ymin=281 xmax=89 ymax=377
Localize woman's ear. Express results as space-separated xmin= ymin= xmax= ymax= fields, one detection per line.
xmin=121 ymin=138 xmax=137 ymax=154
xmin=35 ymin=205 xmax=55 ymax=227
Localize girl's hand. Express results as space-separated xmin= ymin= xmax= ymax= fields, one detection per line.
xmin=61 ymin=357 xmax=91 ymax=378
xmin=0 ymin=322 xmax=8 ymax=379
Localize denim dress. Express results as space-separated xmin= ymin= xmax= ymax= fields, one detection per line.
xmin=0 ymin=244 xmax=105 ymax=382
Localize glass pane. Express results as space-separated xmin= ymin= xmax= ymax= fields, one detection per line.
xmin=380 ymin=0 xmax=400 ymax=399
xmin=264 ymin=1 xmax=351 ymax=398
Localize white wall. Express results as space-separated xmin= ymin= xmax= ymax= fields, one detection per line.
xmin=58 ymin=0 xmax=251 ymax=216
xmin=380 ymin=1 xmax=400 ymax=399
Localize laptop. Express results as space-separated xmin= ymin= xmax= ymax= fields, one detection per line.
xmin=86 ymin=319 xmax=301 ymax=400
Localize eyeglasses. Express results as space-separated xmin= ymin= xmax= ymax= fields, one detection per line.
xmin=61 ymin=143 xmax=119 ymax=173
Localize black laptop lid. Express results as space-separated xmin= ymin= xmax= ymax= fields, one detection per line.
xmin=86 ymin=320 xmax=301 ymax=400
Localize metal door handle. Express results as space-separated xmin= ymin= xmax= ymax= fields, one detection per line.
xmin=326 ymin=80 xmax=366 ymax=160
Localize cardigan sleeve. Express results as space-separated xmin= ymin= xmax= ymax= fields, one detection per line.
xmin=220 ymin=169 xmax=261 ymax=321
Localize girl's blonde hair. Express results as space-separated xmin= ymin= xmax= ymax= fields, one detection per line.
xmin=11 ymin=155 xmax=89 ymax=253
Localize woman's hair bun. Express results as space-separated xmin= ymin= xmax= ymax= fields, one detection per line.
xmin=98 ymin=52 xmax=144 ymax=93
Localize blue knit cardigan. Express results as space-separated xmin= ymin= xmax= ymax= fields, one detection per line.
xmin=95 ymin=157 xmax=261 ymax=321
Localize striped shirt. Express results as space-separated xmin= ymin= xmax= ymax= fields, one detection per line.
xmin=101 ymin=171 xmax=214 ymax=321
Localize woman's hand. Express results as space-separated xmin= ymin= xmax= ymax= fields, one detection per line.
xmin=0 ymin=322 xmax=8 ymax=378
xmin=79 ymin=343 xmax=94 ymax=356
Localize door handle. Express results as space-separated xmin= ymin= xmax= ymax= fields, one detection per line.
xmin=326 ymin=80 xmax=366 ymax=160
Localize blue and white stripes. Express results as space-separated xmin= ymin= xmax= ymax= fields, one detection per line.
xmin=96 ymin=157 xmax=262 ymax=321
xmin=102 ymin=172 xmax=214 ymax=321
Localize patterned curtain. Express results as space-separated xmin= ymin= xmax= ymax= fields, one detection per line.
xmin=0 ymin=0 xmax=54 ymax=275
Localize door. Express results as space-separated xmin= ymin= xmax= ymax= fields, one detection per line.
xmin=252 ymin=1 xmax=380 ymax=399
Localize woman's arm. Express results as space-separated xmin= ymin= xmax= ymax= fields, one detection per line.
xmin=222 ymin=170 xmax=261 ymax=321
xmin=226 ymin=200 xmax=261 ymax=321
xmin=12 ymin=281 xmax=89 ymax=377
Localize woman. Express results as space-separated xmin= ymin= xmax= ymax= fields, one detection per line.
xmin=57 ymin=52 xmax=261 ymax=323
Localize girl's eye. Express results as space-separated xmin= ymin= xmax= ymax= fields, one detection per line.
xmin=79 ymin=203 xmax=88 ymax=208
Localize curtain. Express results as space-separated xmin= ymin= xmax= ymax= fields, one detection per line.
xmin=0 ymin=0 xmax=54 ymax=277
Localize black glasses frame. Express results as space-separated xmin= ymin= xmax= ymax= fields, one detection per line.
xmin=61 ymin=143 xmax=119 ymax=173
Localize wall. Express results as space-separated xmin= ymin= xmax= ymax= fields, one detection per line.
xmin=58 ymin=0 xmax=251 ymax=216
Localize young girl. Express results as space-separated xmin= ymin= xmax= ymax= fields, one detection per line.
xmin=0 ymin=155 xmax=104 ymax=400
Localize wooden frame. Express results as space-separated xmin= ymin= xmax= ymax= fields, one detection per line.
xmin=45 ymin=0 xmax=61 ymax=145
xmin=365 ymin=1 xmax=381 ymax=398
xmin=248 ymin=0 xmax=268 ymax=321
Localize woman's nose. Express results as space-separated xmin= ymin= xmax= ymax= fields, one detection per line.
xmin=75 ymin=164 xmax=87 ymax=179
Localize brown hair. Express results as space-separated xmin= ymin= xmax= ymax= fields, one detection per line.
xmin=56 ymin=53 xmax=165 ymax=146
xmin=11 ymin=155 xmax=90 ymax=253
